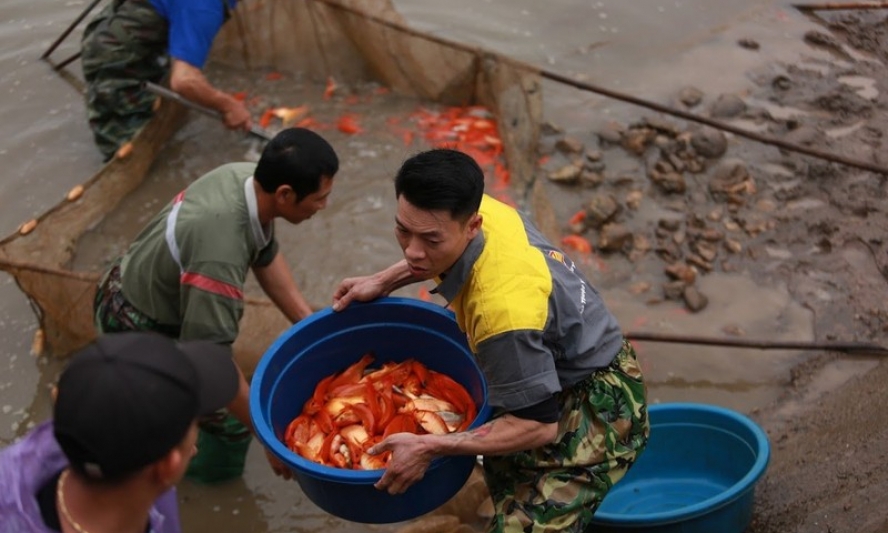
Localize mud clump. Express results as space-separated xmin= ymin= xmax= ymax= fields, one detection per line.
xmin=542 ymin=113 xmax=765 ymax=313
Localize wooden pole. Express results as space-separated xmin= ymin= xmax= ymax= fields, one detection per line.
xmin=533 ymin=69 xmax=888 ymax=175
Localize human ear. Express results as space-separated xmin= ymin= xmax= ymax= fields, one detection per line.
xmin=467 ymin=213 xmax=483 ymax=238
xmin=277 ymin=185 xmax=302 ymax=207
xmin=154 ymin=447 xmax=187 ymax=487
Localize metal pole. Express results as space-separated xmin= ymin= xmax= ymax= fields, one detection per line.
xmin=52 ymin=51 xmax=82 ymax=71
xmin=143 ymin=81 xmax=273 ymax=142
xmin=41 ymin=0 xmax=105 ymax=60
xmin=794 ymin=2 xmax=888 ymax=10
xmin=624 ymin=331 xmax=888 ymax=356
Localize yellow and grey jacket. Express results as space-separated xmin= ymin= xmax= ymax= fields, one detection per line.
xmin=433 ymin=195 xmax=623 ymax=413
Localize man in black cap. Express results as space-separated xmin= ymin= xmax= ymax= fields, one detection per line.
xmin=0 ymin=332 xmax=240 ymax=533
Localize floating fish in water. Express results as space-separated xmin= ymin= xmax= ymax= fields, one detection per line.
xmin=272 ymin=105 xmax=310 ymax=126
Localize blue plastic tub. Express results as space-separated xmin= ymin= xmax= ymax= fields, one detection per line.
xmin=250 ymin=297 xmax=491 ymax=524
xmin=591 ymin=403 xmax=770 ymax=533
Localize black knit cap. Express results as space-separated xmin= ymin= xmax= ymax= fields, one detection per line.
xmin=53 ymin=332 xmax=238 ymax=480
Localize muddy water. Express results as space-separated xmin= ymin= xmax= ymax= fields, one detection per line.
xmin=0 ymin=0 xmax=103 ymax=447
xmin=0 ymin=0 xmax=875 ymax=531
xmin=70 ymin=67 xmax=505 ymax=311
xmin=71 ymin=70 xmax=418 ymax=285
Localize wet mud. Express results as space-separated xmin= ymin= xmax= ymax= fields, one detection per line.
xmin=532 ymin=10 xmax=888 ymax=533
xmin=745 ymin=12 xmax=888 ymax=533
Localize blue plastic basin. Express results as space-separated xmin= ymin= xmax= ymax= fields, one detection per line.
xmin=591 ymin=403 xmax=770 ymax=533
xmin=250 ymin=297 xmax=491 ymax=524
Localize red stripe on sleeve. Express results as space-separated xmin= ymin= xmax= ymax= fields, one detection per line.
xmin=180 ymin=272 xmax=244 ymax=300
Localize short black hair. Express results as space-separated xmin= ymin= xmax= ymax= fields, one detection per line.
xmin=254 ymin=128 xmax=339 ymax=199
xmin=394 ymin=149 xmax=484 ymax=221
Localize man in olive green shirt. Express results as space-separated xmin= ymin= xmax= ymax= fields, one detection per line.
xmin=94 ymin=127 xmax=339 ymax=482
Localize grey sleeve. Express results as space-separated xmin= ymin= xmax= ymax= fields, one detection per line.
xmin=253 ymin=238 xmax=279 ymax=268
xmin=475 ymin=329 xmax=562 ymax=412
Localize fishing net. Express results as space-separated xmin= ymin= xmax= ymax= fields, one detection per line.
xmin=0 ymin=0 xmax=542 ymax=362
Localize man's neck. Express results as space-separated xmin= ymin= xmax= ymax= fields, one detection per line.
xmin=59 ymin=470 xmax=156 ymax=533
xmin=253 ymin=177 xmax=275 ymax=226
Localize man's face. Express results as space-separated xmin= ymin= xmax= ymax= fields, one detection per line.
xmin=277 ymin=175 xmax=334 ymax=224
xmin=394 ymin=196 xmax=481 ymax=280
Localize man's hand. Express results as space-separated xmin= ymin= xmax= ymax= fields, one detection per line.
xmin=169 ymin=59 xmax=252 ymax=132
xmin=331 ymin=275 xmax=385 ymax=312
xmin=333 ymin=260 xmax=418 ymax=312
xmin=368 ymin=433 xmax=435 ymax=495
xmin=220 ymin=98 xmax=252 ymax=131
xmin=265 ymin=447 xmax=293 ymax=480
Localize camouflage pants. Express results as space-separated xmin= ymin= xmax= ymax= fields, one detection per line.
xmin=94 ymin=257 xmax=180 ymax=337
xmin=482 ymin=340 xmax=649 ymax=533
xmin=81 ymin=0 xmax=169 ymax=160
xmin=93 ymin=258 xmax=252 ymax=484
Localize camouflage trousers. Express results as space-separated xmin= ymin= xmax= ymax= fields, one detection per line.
xmin=81 ymin=0 xmax=169 ymax=160
xmin=482 ymin=340 xmax=649 ymax=533
xmin=93 ymin=258 xmax=252 ymax=484
xmin=94 ymin=257 xmax=180 ymax=337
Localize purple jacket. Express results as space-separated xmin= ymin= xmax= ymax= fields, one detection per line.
xmin=0 ymin=421 xmax=181 ymax=532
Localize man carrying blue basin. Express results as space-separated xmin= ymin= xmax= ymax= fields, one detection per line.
xmin=333 ymin=148 xmax=650 ymax=532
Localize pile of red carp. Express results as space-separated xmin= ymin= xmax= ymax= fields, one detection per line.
xmin=284 ymin=353 xmax=478 ymax=470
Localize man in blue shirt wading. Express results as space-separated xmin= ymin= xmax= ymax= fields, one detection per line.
xmin=81 ymin=0 xmax=251 ymax=160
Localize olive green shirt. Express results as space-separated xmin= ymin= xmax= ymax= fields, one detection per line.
xmin=120 ymin=162 xmax=278 ymax=343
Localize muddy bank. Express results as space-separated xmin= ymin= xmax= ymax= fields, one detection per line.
xmin=749 ymin=352 xmax=888 ymax=533
xmin=746 ymin=11 xmax=888 ymax=533
xmin=530 ymin=9 xmax=888 ymax=533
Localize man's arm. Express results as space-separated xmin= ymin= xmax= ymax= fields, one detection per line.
xmin=225 ymin=364 xmax=254 ymax=433
xmin=332 ymin=259 xmax=418 ymax=311
xmin=252 ymin=252 xmax=314 ymax=323
xmin=175 ymin=264 xmax=293 ymax=477
xmin=225 ymin=363 xmax=293 ymax=479
xmin=369 ymin=414 xmax=558 ymax=494
xmin=169 ymin=59 xmax=252 ymax=131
